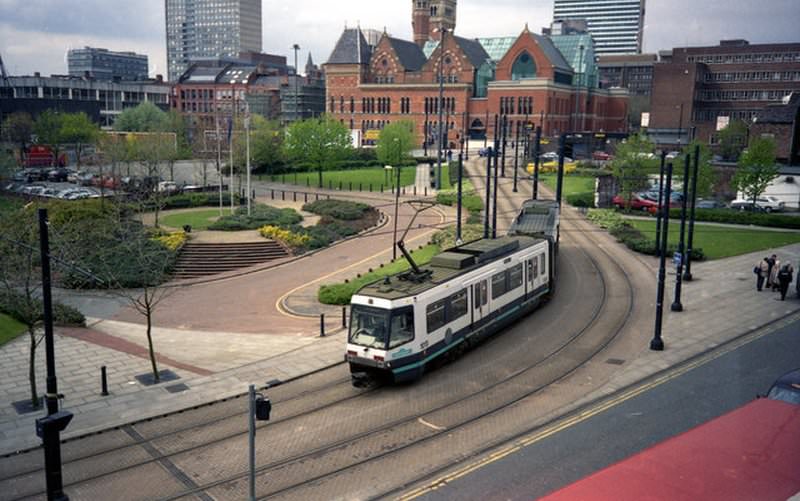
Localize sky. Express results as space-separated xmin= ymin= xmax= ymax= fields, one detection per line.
xmin=0 ymin=0 xmax=798 ymax=78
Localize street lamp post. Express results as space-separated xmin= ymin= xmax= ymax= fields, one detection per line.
xmin=436 ymin=27 xmax=448 ymax=190
xmin=513 ymin=120 xmax=520 ymax=192
xmin=652 ymin=162 xmax=674 ymax=351
xmin=456 ymin=152 xmax=464 ymax=244
xmin=573 ymin=44 xmax=584 ymax=132
xmin=532 ymin=125 xmax=542 ymax=200
xmin=684 ymin=145 xmax=701 ymax=281
xmin=671 ymin=154 xmax=691 ymax=312
xmin=292 ymin=44 xmax=301 ymax=122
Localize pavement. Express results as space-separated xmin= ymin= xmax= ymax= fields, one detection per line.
xmin=1 ymin=160 xmax=799 ymax=456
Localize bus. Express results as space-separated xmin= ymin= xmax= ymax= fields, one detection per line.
xmin=541 ymin=398 xmax=800 ymax=501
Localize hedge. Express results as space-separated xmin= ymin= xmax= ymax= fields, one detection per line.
xmin=160 ymin=192 xmax=240 ymax=210
xmin=302 ymin=199 xmax=370 ymax=220
xmin=0 ymin=291 xmax=86 ymax=327
xmin=566 ymin=192 xmax=595 ymax=208
xmin=208 ymin=204 xmax=303 ymax=231
xmin=667 ymin=208 xmax=800 ymax=229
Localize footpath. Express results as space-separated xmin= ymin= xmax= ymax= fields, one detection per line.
xmin=1 ymin=167 xmax=799 ymax=455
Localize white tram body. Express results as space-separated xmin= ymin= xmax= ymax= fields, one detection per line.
xmin=346 ymin=236 xmax=553 ymax=384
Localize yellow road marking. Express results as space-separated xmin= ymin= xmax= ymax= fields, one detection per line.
xmin=397 ymin=312 xmax=800 ymax=500
xmin=275 ymin=208 xmax=447 ymax=319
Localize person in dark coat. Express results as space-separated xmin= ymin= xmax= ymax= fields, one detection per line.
xmin=766 ymin=254 xmax=777 ymax=288
xmin=777 ymin=263 xmax=794 ymax=300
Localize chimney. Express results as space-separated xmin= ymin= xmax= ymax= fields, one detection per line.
xmin=34 ymin=71 xmax=41 ymax=77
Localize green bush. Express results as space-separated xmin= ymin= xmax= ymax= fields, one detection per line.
xmin=566 ymin=192 xmax=595 ymax=208
xmin=436 ymin=191 xmax=484 ymax=214
xmin=0 ymin=291 xmax=86 ymax=327
xmin=667 ymin=208 xmax=800 ymax=229
xmin=162 ymin=192 xmax=239 ymax=210
xmin=208 ymin=204 xmax=303 ymax=231
xmin=302 ymin=199 xmax=370 ymax=220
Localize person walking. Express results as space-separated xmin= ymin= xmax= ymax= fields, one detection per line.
xmin=770 ymin=256 xmax=782 ymax=292
xmin=766 ymin=254 xmax=777 ymax=289
xmin=756 ymin=257 xmax=770 ymax=291
xmin=778 ymin=263 xmax=794 ymax=301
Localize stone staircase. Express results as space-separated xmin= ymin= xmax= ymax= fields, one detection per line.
xmin=172 ymin=241 xmax=289 ymax=279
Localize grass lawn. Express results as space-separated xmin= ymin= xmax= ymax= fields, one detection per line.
xmin=625 ymin=219 xmax=800 ymax=260
xmin=161 ymin=209 xmax=222 ymax=231
xmin=264 ymin=167 xmax=418 ymax=191
xmin=0 ymin=313 xmax=26 ymax=346
xmin=0 ymin=196 xmax=23 ymax=216
xmin=318 ymin=244 xmax=441 ymax=305
xmin=539 ymin=174 xmax=596 ymax=196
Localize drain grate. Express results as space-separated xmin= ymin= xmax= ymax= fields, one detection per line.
xmin=606 ymin=358 xmax=626 ymax=366
xmin=165 ymin=383 xmax=190 ymax=393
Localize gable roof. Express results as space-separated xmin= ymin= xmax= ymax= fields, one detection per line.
xmin=386 ymin=37 xmax=427 ymax=71
xmin=422 ymin=36 xmax=491 ymax=69
xmin=327 ymin=28 xmax=372 ymax=65
xmin=476 ymin=33 xmax=572 ymax=74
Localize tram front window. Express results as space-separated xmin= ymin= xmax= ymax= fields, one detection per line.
xmin=350 ymin=305 xmax=415 ymax=350
xmin=349 ymin=306 xmax=389 ymax=348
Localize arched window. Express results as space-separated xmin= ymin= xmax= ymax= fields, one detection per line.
xmin=512 ymin=51 xmax=537 ymax=80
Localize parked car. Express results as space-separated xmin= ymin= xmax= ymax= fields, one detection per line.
xmin=696 ymin=199 xmax=725 ymax=209
xmin=13 ymin=168 xmax=47 ymax=183
xmin=730 ymin=196 xmax=784 ymax=213
xmin=764 ymin=368 xmax=800 ymax=405
xmin=612 ymin=193 xmax=659 ymax=212
xmin=157 ymin=181 xmax=179 ymax=194
xmin=47 ymin=167 xmax=71 ymax=182
xmin=592 ymin=151 xmax=612 ymax=161
xmin=75 ymin=171 xmax=95 ymax=186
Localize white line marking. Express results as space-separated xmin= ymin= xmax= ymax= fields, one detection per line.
xmin=418 ymin=417 xmax=446 ymax=431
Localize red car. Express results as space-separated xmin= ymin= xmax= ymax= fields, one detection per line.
xmin=592 ymin=151 xmax=613 ymax=161
xmin=612 ymin=194 xmax=658 ymax=212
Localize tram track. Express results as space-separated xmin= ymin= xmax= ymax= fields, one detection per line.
xmin=2 ymin=166 xmax=640 ymax=501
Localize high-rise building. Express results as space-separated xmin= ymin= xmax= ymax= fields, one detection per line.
xmin=165 ymin=0 xmax=262 ymax=82
xmin=67 ymin=47 xmax=149 ymax=81
xmin=412 ymin=0 xmax=457 ymax=47
xmin=552 ymin=0 xmax=645 ymax=55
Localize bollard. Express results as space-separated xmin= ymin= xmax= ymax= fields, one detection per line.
xmin=293 ymin=191 xmax=297 ymax=202
xmin=252 ymin=189 xmax=256 ymax=200
xmin=101 ymin=366 xmax=108 ymax=396
xmin=369 ymin=183 xmax=372 ymax=192
xmin=342 ymin=307 xmax=347 ymax=329
xmin=349 ymin=181 xmax=353 ymax=191
xmin=424 ymin=187 xmax=428 ymax=197
xmin=271 ymin=189 xmax=274 ymax=199
xmin=320 ymin=314 xmax=325 ymax=337
xmin=414 ymin=186 xmax=417 ymax=196
xmin=402 ymin=187 xmax=406 ymax=195
xmin=327 ymin=195 xmax=331 ymax=200
xmin=282 ymin=191 xmax=285 ymax=201
xmin=381 ymin=184 xmax=384 ymax=193
xmin=304 ymin=192 xmax=308 ymax=203
xmin=316 ymin=193 xmax=320 ymax=201
xmin=359 ymin=182 xmax=362 ymax=192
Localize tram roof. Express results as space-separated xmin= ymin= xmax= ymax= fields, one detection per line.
xmin=509 ymin=199 xmax=559 ymax=237
xmin=357 ymin=236 xmax=542 ymax=300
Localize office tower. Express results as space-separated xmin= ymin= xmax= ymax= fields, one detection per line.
xmin=165 ymin=0 xmax=262 ymax=81
xmin=67 ymin=47 xmax=149 ymax=81
xmin=553 ymin=0 xmax=645 ymax=55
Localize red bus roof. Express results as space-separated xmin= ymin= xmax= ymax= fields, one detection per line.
xmin=541 ymin=398 xmax=800 ymax=501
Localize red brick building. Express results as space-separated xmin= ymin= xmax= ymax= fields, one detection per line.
xmin=324 ymin=20 xmax=628 ymax=148
xmin=649 ymin=39 xmax=800 ymax=149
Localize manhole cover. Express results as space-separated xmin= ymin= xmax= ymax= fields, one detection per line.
xmin=165 ymin=383 xmax=190 ymax=393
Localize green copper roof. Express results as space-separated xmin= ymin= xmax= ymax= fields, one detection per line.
xmin=476 ymin=37 xmax=518 ymax=62
xmin=550 ymin=33 xmax=598 ymax=88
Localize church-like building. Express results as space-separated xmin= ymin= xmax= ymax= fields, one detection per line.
xmin=324 ymin=1 xmax=628 ymax=147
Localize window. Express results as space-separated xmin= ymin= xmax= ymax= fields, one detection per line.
xmin=539 ymin=254 xmax=545 ymax=277
xmin=492 ymin=271 xmax=508 ymax=299
xmin=527 ymin=260 xmax=534 ymax=282
xmin=449 ymin=290 xmax=468 ymax=321
xmin=426 ymin=300 xmax=447 ymax=333
xmin=388 ymin=307 xmax=415 ymax=349
xmin=509 ymin=264 xmax=523 ymax=290
xmin=512 ymin=51 xmax=537 ymax=80
xmin=474 ymin=281 xmax=487 ymax=309
xmin=350 ymin=97 xmax=355 ymax=113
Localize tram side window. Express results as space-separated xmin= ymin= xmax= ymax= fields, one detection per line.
xmin=527 ymin=260 xmax=534 ymax=283
xmin=449 ymin=289 xmax=468 ymax=320
xmin=539 ymin=254 xmax=546 ymax=277
xmin=473 ymin=282 xmax=488 ymax=309
xmin=509 ymin=264 xmax=523 ymax=290
xmin=426 ymin=300 xmax=447 ymax=333
xmin=533 ymin=257 xmax=538 ymax=279
xmin=388 ymin=308 xmax=415 ymax=348
xmin=492 ymin=271 xmax=508 ymax=299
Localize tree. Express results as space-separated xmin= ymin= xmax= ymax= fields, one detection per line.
xmin=130 ymin=133 xmax=175 ymax=227
xmin=33 ymin=110 xmax=65 ymax=164
xmin=114 ymin=101 xmax=169 ymax=133
xmin=734 ymin=137 xmax=779 ymax=209
xmin=376 ymin=121 xmax=414 ymax=167
xmin=0 ymin=148 xmax=16 ymax=180
xmin=610 ymin=133 xmax=657 ymax=210
xmin=678 ymin=140 xmax=716 ymax=198
xmin=2 ymin=111 xmax=34 ymax=164
xmin=60 ymin=112 xmax=100 ymax=169
xmin=0 ymin=208 xmax=44 ymax=408
xmin=284 ymin=117 xmax=351 ymax=188
xmin=717 ymin=120 xmax=749 ymax=162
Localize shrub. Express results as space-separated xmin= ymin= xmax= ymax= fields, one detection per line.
xmin=259 ymin=225 xmax=310 ymax=248
xmin=0 ymin=291 xmax=86 ymax=327
xmin=436 ymin=191 xmax=484 ymax=215
xmin=208 ymin=204 xmax=303 ymax=231
xmin=566 ymin=192 xmax=595 ymax=208
xmin=154 ymin=231 xmax=187 ymax=251
xmin=588 ymin=210 xmax=704 ymax=260
xmin=667 ymin=208 xmax=800 ymax=230
xmin=302 ymin=199 xmax=370 ymax=220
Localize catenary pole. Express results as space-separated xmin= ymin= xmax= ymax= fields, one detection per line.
xmin=484 ymin=114 xmax=496 ymax=239
xmin=513 ymin=120 xmax=520 ymax=192
xmin=492 ymin=116 xmax=502 ymax=238
xmin=655 ymin=151 xmax=667 ymax=256
xmin=684 ymin=144 xmax=701 ymax=281
xmin=671 ymin=153 xmax=691 ymax=312
xmin=533 ymin=126 xmax=541 ymax=200
xmin=652 ymin=162 xmax=674 ymax=351
xmin=456 ymin=152 xmax=463 ymax=243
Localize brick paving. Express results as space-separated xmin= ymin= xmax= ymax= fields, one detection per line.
xmin=1 ymin=169 xmax=798 ymax=456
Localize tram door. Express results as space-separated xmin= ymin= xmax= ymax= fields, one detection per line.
xmin=471 ymin=279 xmax=488 ymax=326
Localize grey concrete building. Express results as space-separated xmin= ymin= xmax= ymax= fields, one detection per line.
xmin=553 ymin=0 xmax=646 ymax=56
xmin=165 ymin=0 xmax=262 ymax=82
xmin=67 ymin=47 xmax=149 ymax=81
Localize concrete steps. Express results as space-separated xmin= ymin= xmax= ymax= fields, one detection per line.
xmin=172 ymin=241 xmax=289 ymax=279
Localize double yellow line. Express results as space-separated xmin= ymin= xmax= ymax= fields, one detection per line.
xmin=398 ymin=311 xmax=800 ymax=500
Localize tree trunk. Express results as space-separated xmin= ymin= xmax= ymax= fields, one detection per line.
xmin=145 ymin=309 xmax=159 ymax=382
xmin=28 ymin=328 xmax=39 ymax=409
xmin=318 ymin=165 xmax=323 ymax=189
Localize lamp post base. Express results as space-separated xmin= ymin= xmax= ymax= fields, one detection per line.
xmin=683 ymin=272 xmax=693 ymax=281
xmin=670 ymin=302 xmax=683 ymax=312
xmin=650 ymin=338 xmax=665 ymax=351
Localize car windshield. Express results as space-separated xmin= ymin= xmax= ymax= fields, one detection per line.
xmin=349 ymin=305 xmax=415 ymax=350
xmin=767 ymin=385 xmax=800 ymax=405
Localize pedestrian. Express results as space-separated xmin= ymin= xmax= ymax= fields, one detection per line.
xmin=770 ymin=256 xmax=781 ymax=292
xmin=447 ymin=149 xmax=453 ymax=163
xmin=755 ymin=257 xmax=769 ymax=291
xmin=766 ymin=254 xmax=777 ymax=288
xmin=778 ymin=263 xmax=794 ymax=300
